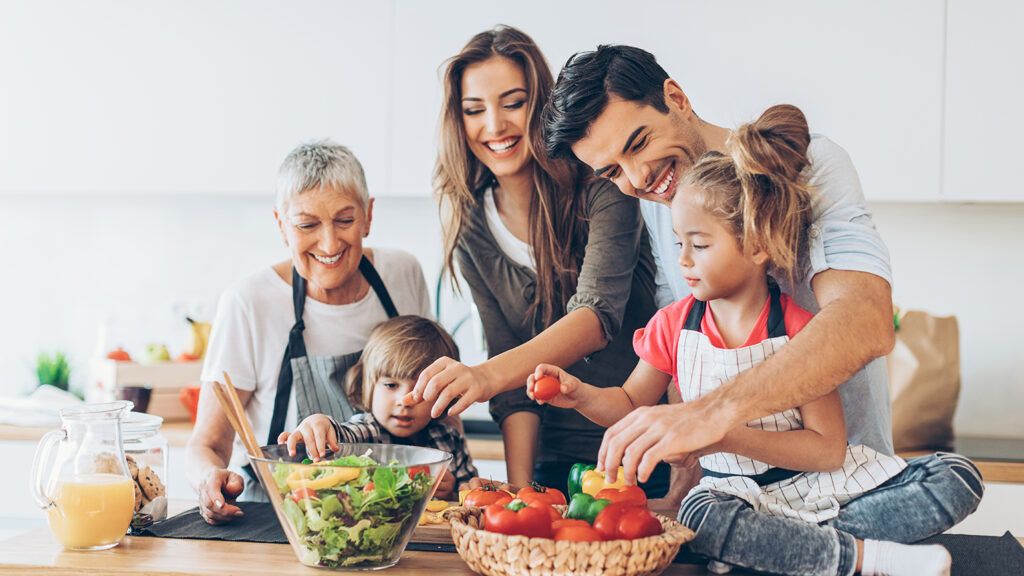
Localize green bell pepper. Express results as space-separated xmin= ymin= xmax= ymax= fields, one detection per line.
xmin=567 ymin=463 xmax=596 ymax=498
xmin=565 ymin=493 xmax=610 ymax=524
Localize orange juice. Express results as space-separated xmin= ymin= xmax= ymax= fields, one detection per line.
xmin=47 ymin=473 xmax=135 ymax=549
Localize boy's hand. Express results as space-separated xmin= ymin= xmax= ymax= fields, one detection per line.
xmin=277 ymin=414 xmax=339 ymax=461
xmin=526 ymin=364 xmax=584 ymax=409
xmin=434 ymin=469 xmax=456 ymax=500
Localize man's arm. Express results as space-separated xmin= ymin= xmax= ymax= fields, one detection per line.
xmin=597 ymin=269 xmax=894 ymax=484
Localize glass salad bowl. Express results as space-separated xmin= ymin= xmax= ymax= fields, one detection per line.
xmin=250 ymin=443 xmax=452 ymax=570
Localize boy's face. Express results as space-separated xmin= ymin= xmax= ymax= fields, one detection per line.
xmin=371 ymin=376 xmax=434 ymax=438
xmin=569 ymin=82 xmax=707 ymax=206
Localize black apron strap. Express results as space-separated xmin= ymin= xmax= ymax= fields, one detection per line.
xmin=360 ymin=255 xmax=399 ymax=318
xmin=765 ymin=278 xmax=787 ymax=339
xmin=267 ymin=267 xmax=308 ymax=445
xmin=683 ymin=298 xmax=707 ymax=332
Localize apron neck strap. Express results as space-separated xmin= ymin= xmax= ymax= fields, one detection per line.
xmin=359 ymin=255 xmax=399 ymax=319
xmin=681 ymin=278 xmax=787 ymax=339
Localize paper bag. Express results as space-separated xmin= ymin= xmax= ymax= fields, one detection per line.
xmin=887 ymin=310 xmax=961 ymax=451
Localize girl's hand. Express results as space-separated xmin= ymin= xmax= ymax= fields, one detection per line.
xmin=408 ymin=357 xmax=496 ymax=418
xmin=526 ymin=364 xmax=584 ymax=409
xmin=277 ymin=414 xmax=339 ymax=461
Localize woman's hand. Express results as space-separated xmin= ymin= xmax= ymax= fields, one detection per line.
xmin=197 ymin=468 xmax=246 ymax=525
xmin=278 ymin=414 xmax=339 ymax=461
xmin=526 ymin=364 xmax=586 ymax=409
xmin=408 ymin=357 xmax=497 ymax=418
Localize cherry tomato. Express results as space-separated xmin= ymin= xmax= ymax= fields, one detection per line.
xmin=290 ymin=487 xmax=318 ymax=502
xmin=595 ymin=485 xmax=647 ymax=507
xmin=533 ymin=375 xmax=561 ymax=402
xmin=407 ymin=465 xmax=430 ymax=479
xmin=463 ymin=485 xmax=514 ymax=508
xmin=517 ymin=482 xmax=567 ymax=507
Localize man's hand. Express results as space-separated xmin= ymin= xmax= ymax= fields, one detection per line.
xmin=597 ymin=402 xmax=730 ymax=485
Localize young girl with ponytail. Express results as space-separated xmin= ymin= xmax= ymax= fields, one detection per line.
xmin=529 ymin=105 xmax=981 ymax=576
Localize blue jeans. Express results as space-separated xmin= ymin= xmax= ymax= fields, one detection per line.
xmin=678 ymin=453 xmax=984 ymax=576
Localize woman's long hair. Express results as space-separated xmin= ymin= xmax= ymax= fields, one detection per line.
xmin=435 ymin=25 xmax=587 ymax=326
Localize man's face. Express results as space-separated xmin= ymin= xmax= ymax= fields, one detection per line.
xmin=570 ymin=89 xmax=707 ymax=205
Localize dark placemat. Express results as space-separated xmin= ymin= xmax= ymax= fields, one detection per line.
xmin=924 ymin=531 xmax=1024 ymax=576
xmin=138 ymin=502 xmax=286 ymax=543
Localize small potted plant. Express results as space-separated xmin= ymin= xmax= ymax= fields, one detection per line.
xmin=36 ymin=351 xmax=73 ymax=395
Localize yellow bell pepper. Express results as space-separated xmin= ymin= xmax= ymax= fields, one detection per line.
xmin=581 ymin=467 xmax=626 ymax=496
xmin=286 ymin=466 xmax=360 ymax=491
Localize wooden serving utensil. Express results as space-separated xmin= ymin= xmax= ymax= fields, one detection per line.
xmin=210 ymin=373 xmax=264 ymax=459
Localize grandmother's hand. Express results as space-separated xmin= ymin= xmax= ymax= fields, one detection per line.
xmin=407 ymin=357 xmax=496 ymax=419
xmin=198 ymin=468 xmax=245 ymax=525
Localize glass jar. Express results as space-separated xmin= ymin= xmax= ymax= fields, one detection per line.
xmin=121 ymin=412 xmax=169 ymax=523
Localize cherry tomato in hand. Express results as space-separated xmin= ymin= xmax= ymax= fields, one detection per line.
xmin=533 ymin=375 xmax=561 ymax=402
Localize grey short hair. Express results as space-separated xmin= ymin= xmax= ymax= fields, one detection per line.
xmin=275 ymin=140 xmax=369 ymax=211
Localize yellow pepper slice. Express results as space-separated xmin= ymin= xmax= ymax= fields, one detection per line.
xmin=286 ymin=467 xmax=360 ymax=491
xmin=426 ymin=499 xmax=449 ymax=512
xmin=581 ymin=467 xmax=626 ymax=496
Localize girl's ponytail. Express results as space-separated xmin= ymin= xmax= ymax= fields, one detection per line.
xmin=728 ymin=104 xmax=813 ymax=282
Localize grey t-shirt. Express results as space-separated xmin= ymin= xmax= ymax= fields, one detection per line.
xmin=456 ymin=178 xmax=658 ymax=464
xmin=640 ymin=134 xmax=895 ymax=455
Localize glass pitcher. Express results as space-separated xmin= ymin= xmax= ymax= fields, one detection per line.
xmin=31 ymin=401 xmax=137 ymax=550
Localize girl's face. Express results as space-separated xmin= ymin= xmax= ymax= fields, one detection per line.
xmin=275 ymin=186 xmax=373 ymax=304
xmin=460 ymin=56 xmax=532 ymax=182
xmin=370 ymin=376 xmax=433 ymax=438
xmin=671 ymin=186 xmax=768 ymax=302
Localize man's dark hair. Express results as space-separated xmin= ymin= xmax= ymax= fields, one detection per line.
xmin=542 ymin=45 xmax=670 ymax=159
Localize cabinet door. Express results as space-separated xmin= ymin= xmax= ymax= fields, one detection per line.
xmin=0 ymin=0 xmax=394 ymax=196
xmin=391 ymin=0 xmax=945 ymax=201
xmin=944 ymin=0 xmax=1024 ymax=202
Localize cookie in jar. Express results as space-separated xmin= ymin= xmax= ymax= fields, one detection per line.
xmin=121 ymin=413 xmax=168 ymax=522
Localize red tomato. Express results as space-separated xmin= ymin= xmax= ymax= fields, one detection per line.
xmin=106 ymin=347 xmax=132 ymax=362
xmin=483 ymin=500 xmax=553 ymax=538
xmin=554 ymin=523 xmax=604 ymax=542
xmin=526 ymin=499 xmax=561 ymax=522
xmin=593 ymin=503 xmax=663 ymax=540
xmin=363 ymin=481 xmax=375 ymax=493
xmin=533 ymin=375 xmax=561 ymax=402
xmin=517 ymin=483 xmax=567 ymax=507
xmin=595 ymin=485 xmax=647 ymax=507
xmin=463 ymin=486 xmax=514 ymax=508
xmin=290 ymin=487 xmax=318 ymax=502
xmin=552 ymin=518 xmax=591 ymax=532
xmin=407 ymin=465 xmax=430 ymax=479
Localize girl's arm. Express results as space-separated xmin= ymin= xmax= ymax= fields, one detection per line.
xmin=529 ymin=359 xmax=672 ymax=428
xmin=716 ymin=389 xmax=848 ymax=473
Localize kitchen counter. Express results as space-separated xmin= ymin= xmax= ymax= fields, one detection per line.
xmin=0 ymin=500 xmax=712 ymax=575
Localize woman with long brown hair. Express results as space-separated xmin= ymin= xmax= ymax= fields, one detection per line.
xmin=412 ymin=25 xmax=668 ymax=495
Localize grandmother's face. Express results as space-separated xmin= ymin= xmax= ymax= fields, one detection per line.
xmin=275 ymin=186 xmax=373 ymax=303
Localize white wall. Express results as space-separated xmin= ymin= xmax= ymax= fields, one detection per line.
xmin=0 ymin=194 xmax=1022 ymax=438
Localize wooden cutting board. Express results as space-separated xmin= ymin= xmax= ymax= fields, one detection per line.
xmin=409 ymin=502 xmax=457 ymax=545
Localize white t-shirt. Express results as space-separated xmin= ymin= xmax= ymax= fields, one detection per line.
xmin=200 ymin=247 xmax=431 ymax=472
xmin=483 ymin=187 xmax=534 ymax=271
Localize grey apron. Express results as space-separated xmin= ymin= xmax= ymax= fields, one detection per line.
xmin=243 ymin=256 xmax=398 ymax=499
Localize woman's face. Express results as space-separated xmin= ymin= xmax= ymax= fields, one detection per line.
xmin=275 ymin=186 xmax=373 ymax=304
xmin=460 ymin=56 xmax=532 ymax=182
xmin=370 ymin=376 xmax=433 ymax=438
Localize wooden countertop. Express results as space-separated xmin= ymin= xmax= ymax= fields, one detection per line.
xmin=0 ymin=501 xmax=711 ymax=575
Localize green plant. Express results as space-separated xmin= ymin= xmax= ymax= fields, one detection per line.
xmin=36 ymin=351 xmax=71 ymax=391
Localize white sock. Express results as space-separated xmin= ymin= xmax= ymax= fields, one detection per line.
xmin=706 ymin=559 xmax=732 ymax=574
xmin=860 ymin=539 xmax=951 ymax=576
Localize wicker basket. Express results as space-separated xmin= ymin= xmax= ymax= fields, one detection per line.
xmin=444 ymin=505 xmax=695 ymax=576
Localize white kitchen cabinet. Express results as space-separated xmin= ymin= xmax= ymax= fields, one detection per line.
xmin=391 ymin=0 xmax=946 ymax=201
xmin=0 ymin=0 xmax=395 ymax=196
xmin=943 ymin=0 xmax=1024 ymax=202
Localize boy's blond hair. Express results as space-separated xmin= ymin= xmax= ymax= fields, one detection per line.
xmin=346 ymin=315 xmax=460 ymax=411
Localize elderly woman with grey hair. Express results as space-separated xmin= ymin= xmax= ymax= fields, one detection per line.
xmin=186 ymin=140 xmax=430 ymax=524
